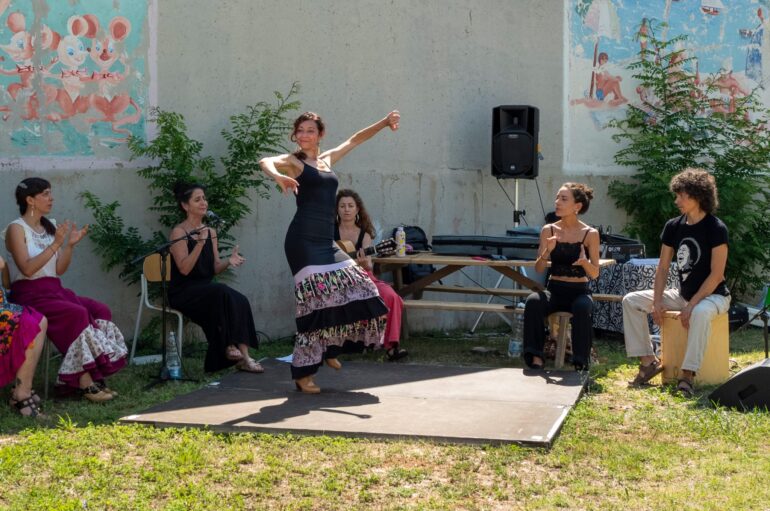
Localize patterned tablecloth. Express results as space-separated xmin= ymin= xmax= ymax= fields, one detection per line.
xmin=589 ymin=259 xmax=679 ymax=333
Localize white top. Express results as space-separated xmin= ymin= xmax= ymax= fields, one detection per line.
xmin=4 ymin=218 xmax=58 ymax=283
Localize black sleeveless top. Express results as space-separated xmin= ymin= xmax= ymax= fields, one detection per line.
xmin=549 ymin=226 xmax=590 ymax=278
xmin=333 ymin=225 xmax=366 ymax=251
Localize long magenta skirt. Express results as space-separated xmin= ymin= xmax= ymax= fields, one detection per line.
xmin=11 ymin=277 xmax=127 ymax=388
xmin=0 ymin=304 xmax=44 ymax=388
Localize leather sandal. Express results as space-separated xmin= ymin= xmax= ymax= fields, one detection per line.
xmin=236 ymin=358 xmax=264 ymax=373
xmin=629 ymin=359 xmax=664 ymax=387
xmin=295 ymin=376 xmax=321 ymax=394
xmin=676 ymin=378 xmax=695 ymax=398
xmin=9 ymin=388 xmax=41 ymax=407
xmin=226 ymin=345 xmax=244 ymax=361
xmin=325 ymin=358 xmax=342 ymax=370
xmin=80 ymin=384 xmax=113 ymax=403
xmin=11 ymin=394 xmax=45 ymax=418
xmin=386 ymin=346 xmax=408 ymax=362
xmin=96 ymin=381 xmax=119 ymax=397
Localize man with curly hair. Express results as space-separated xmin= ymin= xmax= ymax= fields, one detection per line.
xmin=622 ymin=168 xmax=730 ymax=397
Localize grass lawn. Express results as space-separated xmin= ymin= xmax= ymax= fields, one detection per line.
xmin=1 ymin=327 xmax=769 ymax=510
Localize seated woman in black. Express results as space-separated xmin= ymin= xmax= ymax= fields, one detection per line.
xmin=168 ymin=182 xmax=263 ymax=373
xmin=523 ymin=182 xmax=600 ymax=371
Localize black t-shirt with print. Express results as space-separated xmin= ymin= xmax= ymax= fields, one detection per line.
xmin=660 ymin=213 xmax=729 ymax=301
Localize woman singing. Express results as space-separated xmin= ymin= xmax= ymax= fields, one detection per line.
xmin=259 ymin=110 xmax=399 ymax=393
xmin=168 ymin=182 xmax=263 ymax=373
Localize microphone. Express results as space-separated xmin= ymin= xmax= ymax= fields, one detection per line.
xmin=205 ymin=210 xmax=224 ymax=225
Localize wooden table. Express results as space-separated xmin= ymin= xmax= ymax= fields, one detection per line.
xmin=372 ymin=252 xmax=616 ymax=337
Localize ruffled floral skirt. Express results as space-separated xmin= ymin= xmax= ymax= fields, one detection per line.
xmin=290 ymin=258 xmax=387 ymax=379
xmin=11 ymin=277 xmax=127 ymax=389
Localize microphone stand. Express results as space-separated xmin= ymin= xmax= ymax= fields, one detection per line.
xmin=132 ymin=227 xmax=207 ymax=388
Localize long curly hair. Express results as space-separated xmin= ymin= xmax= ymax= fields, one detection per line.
xmin=291 ymin=112 xmax=325 ymax=162
xmin=335 ymin=189 xmax=376 ymax=238
xmin=669 ymin=167 xmax=719 ymax=214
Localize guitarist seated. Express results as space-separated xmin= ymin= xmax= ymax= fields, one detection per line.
xmin=335 ymin=189 xmax=408 ymax=361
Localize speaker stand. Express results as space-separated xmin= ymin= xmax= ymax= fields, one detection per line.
xmin=469 ymin=179 xmax=526 ymax=334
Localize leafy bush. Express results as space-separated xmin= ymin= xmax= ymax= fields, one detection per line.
xmin=608 ymin=22 xmax=770 ymax=298
xmin=81 ymin=83 xmax=301 ymax=285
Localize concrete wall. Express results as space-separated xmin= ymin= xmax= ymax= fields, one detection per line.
xmin=0 ymin=0 xmax=631 ymax=337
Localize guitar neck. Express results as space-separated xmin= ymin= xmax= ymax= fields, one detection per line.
xmin=347 ymin=246 xmax=377 ymax=258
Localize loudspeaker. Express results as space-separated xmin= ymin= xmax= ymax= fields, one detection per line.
xmin=492 ymin=105 xmax=539 ymax=179
xmin=709 ymin=359 xmax=770 ymax=410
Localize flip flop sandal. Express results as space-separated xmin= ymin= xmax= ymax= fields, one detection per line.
xmin=236 ymin=358 xmax=264 ymax=373
xmin=226 ymin=345 xmax=244 ymax=361
xmin=629 ymin=360 xmax=664 ymax=387
xmin=677 ymin=379 xmax=695 ymax=398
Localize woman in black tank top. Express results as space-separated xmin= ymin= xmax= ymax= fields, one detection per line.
xmin=523 ymin=183 xmax=601 ymax=371
xmin=259 ymin=110 xmax=401 ymax=394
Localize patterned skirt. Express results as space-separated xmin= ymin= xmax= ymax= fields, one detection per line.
xmin=11 ymin=277 xmax=127 ymax=389
xmin=0 ymin=304 xmax=44 ymax=388
xmin=291 ymin=258 xmax=387 ymax=379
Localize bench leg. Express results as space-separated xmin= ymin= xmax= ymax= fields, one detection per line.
xmin=554 ymin=316 xmax=570 ymax=370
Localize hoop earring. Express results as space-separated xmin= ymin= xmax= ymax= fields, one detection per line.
xmin=355 ymin=214 xmax=360 ymax=223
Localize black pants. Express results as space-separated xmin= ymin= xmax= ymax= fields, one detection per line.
xmin=522 ymin=280 xmax=593 ymax=369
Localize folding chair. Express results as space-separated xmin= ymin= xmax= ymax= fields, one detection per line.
xmin=130 ymin=253 xmax=184 ymax=364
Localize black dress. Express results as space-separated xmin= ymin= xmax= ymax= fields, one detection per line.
xmin=285 ymin=163 xmax=387 ymax=379
xmin=169 ymin=234 xmax=259 ymax=372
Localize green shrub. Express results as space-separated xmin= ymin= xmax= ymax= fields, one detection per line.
xmin=81 ymin=83 xmax=301 ymax=285
xmin=608 ymin=22 xmax=770 ymax=299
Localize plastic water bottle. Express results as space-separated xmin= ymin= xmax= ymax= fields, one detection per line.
xmin=508 ymin=306 xmax=524 ymax=357
xmin=395 ymin=226 xmax=406 ymax=257
xmin=166 ymin=331 xmax=181 ymax=380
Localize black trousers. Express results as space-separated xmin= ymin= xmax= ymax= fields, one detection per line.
xmin=522 ymin=280 xmax=593 ymax=369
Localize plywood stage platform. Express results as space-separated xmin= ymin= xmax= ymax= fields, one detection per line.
xmin=121 ymin=359 xmax=588 ymax=447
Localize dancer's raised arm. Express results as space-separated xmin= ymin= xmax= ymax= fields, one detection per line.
xmin=322 ymin=110 xmax=399 ymax=166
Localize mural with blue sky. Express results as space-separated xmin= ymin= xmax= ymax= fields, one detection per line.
xmin=568 ymin=0 xmax=770 ymax=173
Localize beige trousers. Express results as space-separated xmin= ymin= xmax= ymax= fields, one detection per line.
xmin=622 ymin=289 xmax=730 ymax=372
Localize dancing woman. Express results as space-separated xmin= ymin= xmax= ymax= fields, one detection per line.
xmin=259 ymin=110 xmax=400 ymax=393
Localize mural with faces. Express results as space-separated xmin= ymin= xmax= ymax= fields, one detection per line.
xmin=0 ymin=0 xmax=152 ymax=159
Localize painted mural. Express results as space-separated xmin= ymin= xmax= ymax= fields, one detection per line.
xmin=568 ymin=0 xmax=770 ymax=173
xmin=0 ymin=0 xmax=152 ymax=162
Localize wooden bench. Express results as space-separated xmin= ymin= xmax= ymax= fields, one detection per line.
xmin=422 ymin=285 xmax=623 ymax=303
xmin=403 ymin=299 xmax=523 ymax=315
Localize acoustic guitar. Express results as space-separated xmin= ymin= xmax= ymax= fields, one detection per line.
xmin=336 ymin=238 xmax=397 ymax=259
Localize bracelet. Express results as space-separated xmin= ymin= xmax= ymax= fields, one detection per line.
xmin=47 ymin=244 xmax=60 ymax=255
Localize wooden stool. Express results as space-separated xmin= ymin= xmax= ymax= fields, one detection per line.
xmin=661 ymin=311 xmax=729 ymax=385
xmin=548 ymin=312 xmax=572 ymax=369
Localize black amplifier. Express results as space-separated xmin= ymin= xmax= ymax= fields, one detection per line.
xmin=600 ymin=233 xmax=645 ymax=262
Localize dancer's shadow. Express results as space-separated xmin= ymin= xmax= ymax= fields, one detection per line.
xmin=224 ymin=388 xmax=380 ymax=426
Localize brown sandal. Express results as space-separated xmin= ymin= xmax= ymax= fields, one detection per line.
xmin=236 ymin=357 xmax=264 ymax=373
xmin=629 ymin=359 xmax=664 ymax=387
xmin=676 ymin=379 xmax=695 ymax=398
